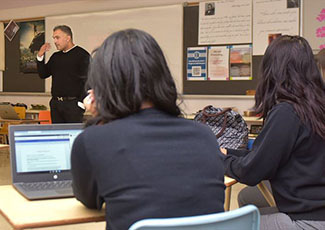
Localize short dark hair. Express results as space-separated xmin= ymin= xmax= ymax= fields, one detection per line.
xmin=86 ymin=29 xmax=181 ymax=125
xmin=255 ymin=35 xmax=325 ymax=139
xmin=53 ymin=25 xmax=73 ymax=40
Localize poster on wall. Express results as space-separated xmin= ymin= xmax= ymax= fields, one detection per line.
xmin=4 ymin=20 xmax=19 ymax=41
xmin=19 ymin=20 xmax=45 ymax=73
xmin=253 ymin=0 xmax=300 ymax=55
xmin=207 ymin=46 xmax=229 ymax=81
xmin=229 ymin=45 xmax=252 ymax=80
xmin=198 ymin=0 xmax=252 ymax=45
xmin=187 ymin=47 xmax=207 ymax=81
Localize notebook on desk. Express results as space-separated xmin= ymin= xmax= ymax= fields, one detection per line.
xmin=9 ymin=123 xmax=83 ymax=200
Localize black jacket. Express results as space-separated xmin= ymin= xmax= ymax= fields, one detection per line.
xmin=37 ymin=46 xmax=90 ymax=100
xmin=71 ymin=108 xmax=225 ymax=230
xmin=225 ymin=102 xmax=325 ymax=221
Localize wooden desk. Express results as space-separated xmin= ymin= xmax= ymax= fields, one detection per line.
xmin=25 ymin=110 xmax=43 ymax=120
xmin=26 ymin=110 xmax=52 ymax=120
xmin=241 ymin=116 xmax=263 ymax=124
xmin=0 ymin=119 xmax=47 ymax=124
xmin=0 ymin=119 xmax=49 ymax=144
xmin=0 ymin=177 xmax=237 ymax=229
xmin=242 ymin=116 xmax=263 ymax=129
xmin=183 ymin=113 xmax=263 ymax=123
xmin=182 ymin=114 xmax=272 ymax=208
xmin=0 ymin=144 xmax=9 ymax=149
xmin=224 ymin=176 xmax=237 ymax=211
xmin=0 ymin=144 xmax=10 ymax=168
xmin=26 ymin=110 xmax=92 ymax=122
xmin=257 ymin=181 xmax=276 ymax=207
xmin=0 ymin=185 xmax=106 ymax=230
xmin=225 ymin=177 xmax=275 ymax=209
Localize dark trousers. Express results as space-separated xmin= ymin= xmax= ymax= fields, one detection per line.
xmin=239 ymin=183 xmax=325 ymax=229
xmin=238 ymin=181 xmax=278 ymax=215
xmin=50 ymin=98 xmax=84 ymax=123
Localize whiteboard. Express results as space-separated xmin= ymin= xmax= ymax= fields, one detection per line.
xmin=45 ymin=5 xmax=183 ymax=92
xmin=302 ymin=0 xmax=325 ymax=52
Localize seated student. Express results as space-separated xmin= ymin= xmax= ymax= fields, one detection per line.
xmin=222 ymin=35 xmax=325 ymax=230
xmin=237 ymin=48 xmax=325 ymax=216
xmin=315 ymin=48 xmax=325 ymax=80
xmin=71 ymin=29 xmax=225 ymax=230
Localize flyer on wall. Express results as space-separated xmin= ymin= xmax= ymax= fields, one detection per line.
xmin=208 ymin=46 xmax=229 ymax=80
xmin=187 ymin=47 xmax=207 ymax=80
xmin=198 ymin=0 xmax=252 ymax=45
xmin=253 ymin=0 xmax=299 ymax=55
xmin=229 ymin=44 xmax=252 ymax=80
xmin=4 ymin=20 xmax=19 ymax=41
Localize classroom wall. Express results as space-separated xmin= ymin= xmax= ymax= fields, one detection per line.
xmin=0 ymin=0 xmax=256 ymax=114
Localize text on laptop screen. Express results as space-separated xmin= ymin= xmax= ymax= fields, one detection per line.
xmin=14 ymin=129 xmax=82 ymax=173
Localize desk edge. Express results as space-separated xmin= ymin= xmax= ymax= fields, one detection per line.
xmin=7 ymin=215 xmax=106 ymax=230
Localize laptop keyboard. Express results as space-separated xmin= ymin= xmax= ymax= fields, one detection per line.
xmin=20 ymin=180 xmax=72 ymax=191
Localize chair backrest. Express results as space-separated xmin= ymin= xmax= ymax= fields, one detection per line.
xmin=129 ymin=205 xmax=260 ymax=230
xmin=38 ymin=110 xmax=52 ymax=124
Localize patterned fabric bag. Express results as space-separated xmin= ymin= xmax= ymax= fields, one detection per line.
xmin=194 ymin=105 xmax=249 ymax=149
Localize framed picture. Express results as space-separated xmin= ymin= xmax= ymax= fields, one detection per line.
xmin=4 ymin=20 xmax=19 ymax=41
xmin=19 ymin=20 xmax=45 ymax=73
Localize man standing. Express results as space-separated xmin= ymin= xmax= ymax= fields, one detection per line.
xmin=37 ymin=25 xmax=90 ymax=123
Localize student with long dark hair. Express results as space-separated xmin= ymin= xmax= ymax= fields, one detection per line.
xmin=222 ymin=35 xmax=325 ymax=229
xmin=238 ymin=47 xmax=325 ymax=215
xmin=71 ymin=29 xmax=225 ymax=230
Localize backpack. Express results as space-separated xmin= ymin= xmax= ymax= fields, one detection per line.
xmin=194 ymin=105 xmax=249 ymax=149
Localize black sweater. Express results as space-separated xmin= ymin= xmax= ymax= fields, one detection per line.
xmin=37 ymin=46 xmax=90 ymax=100
xmin=224 ymin=102 xmax=325 ymax=221
xmin=71 ymin=108 xmax=225 ymax=230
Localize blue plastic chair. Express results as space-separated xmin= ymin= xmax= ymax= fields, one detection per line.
xmin=129 ymin=205 xmax=260 ymax=230
xmin=247 ymin=137 xmax=255 ymax=150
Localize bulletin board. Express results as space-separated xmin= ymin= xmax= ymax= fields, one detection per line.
xmin=183 ymin=4 xmax=261 ymax=95
xmin=183 ymin=0 xmax=301 ymax=95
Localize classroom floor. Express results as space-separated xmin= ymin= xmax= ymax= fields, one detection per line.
xmin=0 ymin=147 xmax=246 ymax=230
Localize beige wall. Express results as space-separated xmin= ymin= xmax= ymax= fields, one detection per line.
xmin=0 ymin=0 xmax=255 ymax=114
xmin=0 ymin=0 xmax=194 ymax=21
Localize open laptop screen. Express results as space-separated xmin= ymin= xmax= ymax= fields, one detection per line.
xmin=9 ymin=124 xmax=84 ymax=181
xmin=9 ymin=124 xmax=84 ymax=199
xmin=13 ymin=129 xmax=81 ymax=174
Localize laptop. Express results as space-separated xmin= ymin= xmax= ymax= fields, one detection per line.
xmin=9 ymin=123 xmax=83 ymax=200
xmin=0 ymin=104 xmax=21 ymax=120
